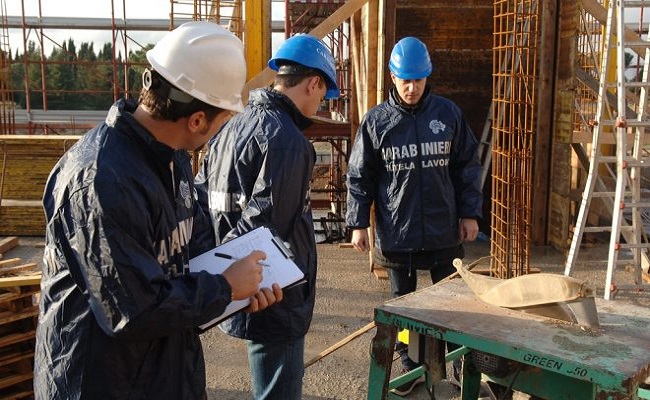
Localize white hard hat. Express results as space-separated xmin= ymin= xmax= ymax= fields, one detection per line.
xmin=146 ymin=21 xmax=246 ymax=112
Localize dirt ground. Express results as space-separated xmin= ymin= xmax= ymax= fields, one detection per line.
xmin=4 ymin=236 xmax=649 ymax=400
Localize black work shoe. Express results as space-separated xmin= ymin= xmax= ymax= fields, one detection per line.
xmin=391 ymin=370 xmax=425 ymax=397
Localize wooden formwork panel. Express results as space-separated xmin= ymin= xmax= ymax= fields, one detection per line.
xmin=0 ymin=205 xmax=46 ymax=237
xmin=548 ymin=191 xmax=571 ymax=250
xmin=0 ymin=156 xmax=64 ymax=200
xmin=394 ymin=0 xmax=493 ymax=138
xmin=0 ymin=135 xmax=79 ymax=236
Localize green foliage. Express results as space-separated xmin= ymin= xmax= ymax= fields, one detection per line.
xmin=11 ymin=38 xmax=151 ymax=110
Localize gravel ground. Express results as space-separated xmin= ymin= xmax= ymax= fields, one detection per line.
xmin=4 ymin=236 xmax=648 ymax=400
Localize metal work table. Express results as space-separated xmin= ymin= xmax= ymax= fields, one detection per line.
xmin=367 ymin=279 xmax=650 ymax=399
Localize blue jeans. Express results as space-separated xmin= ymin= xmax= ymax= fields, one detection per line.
xmin=246 ymin=337 xmax=305 ymax=400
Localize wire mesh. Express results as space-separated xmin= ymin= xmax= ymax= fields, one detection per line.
xmin=490 ymin=0 xmax=539 ymax=278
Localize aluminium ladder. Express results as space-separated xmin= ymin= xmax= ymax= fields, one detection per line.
xmin=565 ymin=0 xmax=650 ymax=299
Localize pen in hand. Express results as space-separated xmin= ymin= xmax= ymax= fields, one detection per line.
xmin=214 ymin=252 xmax=270 ymax=267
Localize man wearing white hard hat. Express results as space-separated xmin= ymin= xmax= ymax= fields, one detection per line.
xmin=195 ymin=33 xmax=340 ymax=399
xmin=34 ymin=22 xmax=282 ymax=400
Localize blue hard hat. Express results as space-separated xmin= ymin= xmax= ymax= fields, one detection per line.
xmin=388 ymin=37 xmax=433 ymax=80
xmin=269 ymin=34 xmax=340 ymax=99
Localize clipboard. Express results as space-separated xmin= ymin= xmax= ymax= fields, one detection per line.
xmin=189 ymin=226 xmax=305 ymax=330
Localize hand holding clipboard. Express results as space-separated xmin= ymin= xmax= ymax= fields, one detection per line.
xmin=189 ymin=227 xmax=304 ymax=330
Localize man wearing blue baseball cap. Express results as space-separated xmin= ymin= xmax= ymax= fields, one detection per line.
xmin=346 ymin=36 xmax=483 ymax=396
xmin=196 ymin=34 xmax=339 ymax=399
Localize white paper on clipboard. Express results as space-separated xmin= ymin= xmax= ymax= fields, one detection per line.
xmin=189 ymin=226 xmax=304 ymax=330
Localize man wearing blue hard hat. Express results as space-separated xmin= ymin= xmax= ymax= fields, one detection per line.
xmin=346 ymin=36 xmax=483 ymax=396
xmin=196 ymin=33 xmax=339 ymax=399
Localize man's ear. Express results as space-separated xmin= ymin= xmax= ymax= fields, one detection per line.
xmin=187 ymin=111 xmax=207 ymax=133
xmin=307 ymin=76 xmax=321 ymax=95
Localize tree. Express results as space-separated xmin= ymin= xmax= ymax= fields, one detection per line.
xmin=11 ymin=39 xmax=156 ymax=110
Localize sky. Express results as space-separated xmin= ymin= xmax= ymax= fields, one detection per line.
xmin=6 ymin=0 xmax=285 ymax=57
xmin=7 ymin=1 xmax=161 ymax=53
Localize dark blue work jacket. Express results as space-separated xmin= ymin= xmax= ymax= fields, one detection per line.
xmin=346 ymin=87 xmax=483 ymax=253
xmin=35 ymin=99 xmax=226 ymax=400
xmin=195 ymin=88 xmax=317 ymax=342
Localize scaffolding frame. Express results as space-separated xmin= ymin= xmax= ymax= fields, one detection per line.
xmin=0 ymin=0 xmax=14 ymax=135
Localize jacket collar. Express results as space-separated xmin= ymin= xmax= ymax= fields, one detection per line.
xmin=388 ymin=85 xmax=432 ymax=114
xmin=249 ymin=88 xmax=314 ymax=130
xmin=106 ymin=98 xmax=176 ymax=165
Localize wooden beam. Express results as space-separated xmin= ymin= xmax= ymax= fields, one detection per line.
xmin=365 ymin=0 xmax=379 ymax=109
xmin=350 ymin=12 xmax=364 ymax=129
xmin=244 ymin=0 xmax=271 ymax=80
xmin=581 ymin=0 xmax=648 ymax=56
xmin=242 ymin=0 xmax=370 ymax=103
xmin=382 ymin=0 xmax=396 ymax=102
xmin=350 ymin=11 xmax=363 ymax=142
xmin=0 ymin=275 xmax=41 ymax=288
xmin=304 ymin=322 xmax=376 ymax=368
xmin=0 ymin=237 xmax=19 ymax=255
xmin=532 ymin=0 xmax=559 ymax=245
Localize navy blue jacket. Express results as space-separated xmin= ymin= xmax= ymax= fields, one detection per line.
xmin=35 ymin=99 xmax=229 ymax=400
xmin=195 ymin=88 xmax=317 ymax=342
xmin=346 ymin=87 xmax=482 ymax=252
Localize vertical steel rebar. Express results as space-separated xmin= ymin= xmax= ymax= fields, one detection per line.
xmin=491 ymin=0 xmax=539 ymax=278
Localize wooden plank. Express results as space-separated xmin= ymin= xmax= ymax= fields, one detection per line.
xmin=0 ymin=331 xmax=36 ymax=349
xmin=0 ymin=276 xmax=41 ymax=289
xmin=365 ymin=0 xmax=379 ymax=108
xmin=382 ymin=0 xmax=396 ymax=102
xmin=305 ymin=321 xmax=376 ymax=368
xmin=0 ymin=200 xmax=42 ymax=207
xmin=0 ymin=306 xmax=38 ymax=325
xmin=0 ymin=238 xmax=19 ymax=255
xmin=350 ymin=12 xmax=364 ymax=121
xmin=372 ymin=264 xmax=389 ymax=280
xmin=0 ymin=287 xmax=39 ymax=304
xmin=0 ymin=351 xmax=34 ymax=369
xmin=582 ymin=0 xmax=648 ymax=56
xmin=532 ymin=0 xmax=559 ymax=246
xmin=0 ymin=389 xmax=34 ymax=400
xmin=0 ymin=389 xmax=33 ymax=400
xmin=0 ymin=263 xmax=39 ymax=278
xmin=0 ymin=259 xmax=22 ymax=269
xmin=0 ymin=372 xmax=32 ymax=391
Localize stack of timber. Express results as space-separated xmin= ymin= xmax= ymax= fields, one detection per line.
xmin=0 ymin=135 xmax=79 ymax=235
xmin=0 ymin=237 xmax=41 ymax=400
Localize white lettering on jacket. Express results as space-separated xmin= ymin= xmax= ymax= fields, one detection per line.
xmin=156 ymin=217 xmax=193 ymax=265
xmin=381 ymin=141 xmax=451 ymax=161
xmin=381 ymin=140 xmax=451 ymax=172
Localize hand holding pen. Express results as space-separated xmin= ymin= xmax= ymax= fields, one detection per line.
xmin=218 ymin=250 xmax=283 ymax=312
xmin=214 ymin=252 xmax=271 ymax=267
